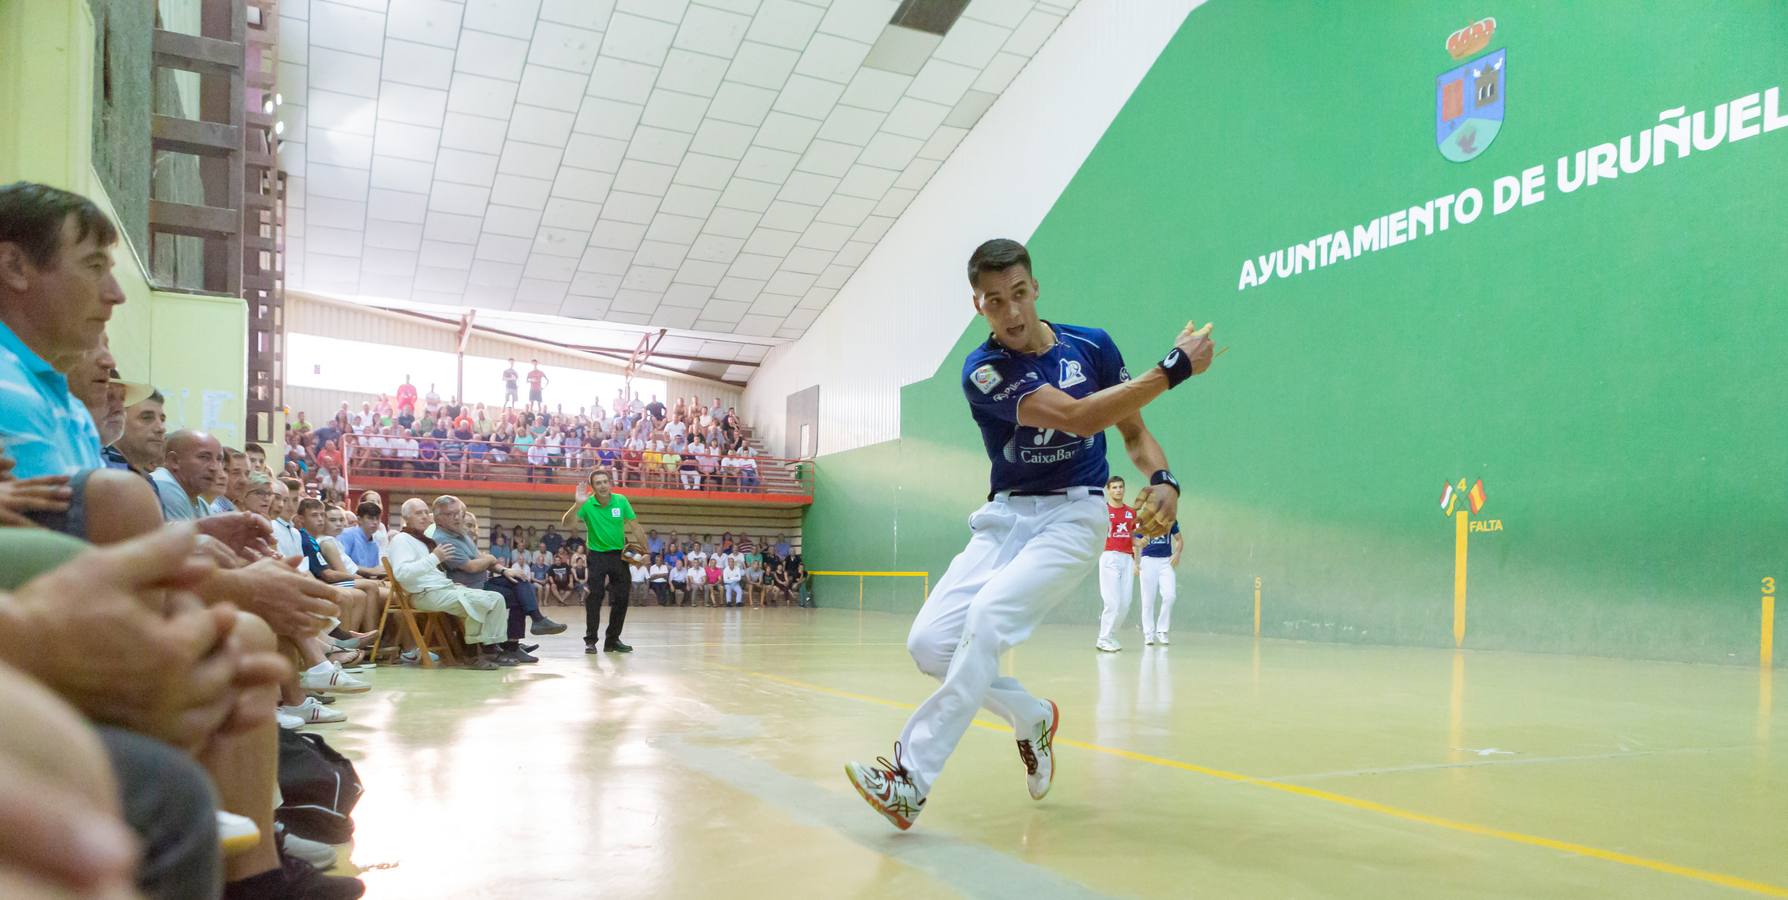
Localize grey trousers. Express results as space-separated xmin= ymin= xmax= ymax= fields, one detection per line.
xmin=99 ymin=726 xmax=222 ymax=900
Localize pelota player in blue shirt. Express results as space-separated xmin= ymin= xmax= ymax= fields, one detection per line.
xmin=1136 ymin=520 xmax=1183 ymax=645
xmin=845 ymin=238 xmax=1217 ymax=830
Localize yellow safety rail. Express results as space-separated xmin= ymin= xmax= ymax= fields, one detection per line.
xmin=807 ymin=570 xmax=931 ymax=610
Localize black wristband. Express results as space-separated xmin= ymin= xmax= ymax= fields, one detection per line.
xmin=1150 ymin=469 xmax=1181 ymax=493
xmin=1157 ymin=347 xmax=1193 ymax=388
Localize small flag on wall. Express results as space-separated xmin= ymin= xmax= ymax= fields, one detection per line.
xmin=1440 ymin=481 xmax=1457 ymax=515
xmin=1468 ymin=479 xmax=1487 ymax=514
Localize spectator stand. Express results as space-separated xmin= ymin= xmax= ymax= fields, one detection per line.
xmin=337 ymin=435 xmax=813 ymax=505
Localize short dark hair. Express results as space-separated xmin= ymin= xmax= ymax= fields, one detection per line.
xmin=0 ymin=182 xmax=118 ymax=269
xmin=1107 ymin=475 xmax=1125 ymax=485
xmin=245 ymin=442 xmax=266 ymax=456
xmin=356 ymin=501 xmax=382 ymax=519
xmin=966 ymin=239 xmax=1032 ymax=285
xmin=296 ymin=497 xmax=324 ymax=516
xmin=280 ymin=476 xmax=303 ymax=493
xmin=142 ymin=389 xmax=164 ymax=405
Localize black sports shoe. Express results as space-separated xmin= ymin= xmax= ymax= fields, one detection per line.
xmin=604 ymin=641 xmax=633 ymax=653
xmin=584 ymin=642 xmax=600 ymax=654
xmin=531 ymin=618 xmax=567 ymax=635
xmin=521 ymin=642 xmax=541 ymax=653
xmin=501 ymin=648 xmax=540 ymax=664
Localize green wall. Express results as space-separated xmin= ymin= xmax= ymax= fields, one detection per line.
xmin=806 ymin=1 xmax=1788 ymax=664
xmin=0 ymin=0 xmax=249 ymax=447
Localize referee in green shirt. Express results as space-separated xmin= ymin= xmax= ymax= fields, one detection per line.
xmin=561 ymin=467 xmax=647 ymax=652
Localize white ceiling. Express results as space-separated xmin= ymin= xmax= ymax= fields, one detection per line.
xmin=276 ymin=0 xmax=1077 ymax=347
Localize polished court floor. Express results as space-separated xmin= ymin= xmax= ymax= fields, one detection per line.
xmin=315 ymin=607 xmax=1787 ymax=898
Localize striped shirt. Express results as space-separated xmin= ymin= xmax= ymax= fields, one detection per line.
xmin=0 ymin=321 xmax=102 ymax=478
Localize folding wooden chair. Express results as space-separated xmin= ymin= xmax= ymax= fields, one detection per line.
xmin=373 ymin=560 xmax=464 ymax=668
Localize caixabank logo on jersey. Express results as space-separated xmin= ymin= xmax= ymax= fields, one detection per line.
xmin=1436 ymin=17 xmax=1505 ymax=162
xmin=1003 ymin=428 xmax=1094 ymax=465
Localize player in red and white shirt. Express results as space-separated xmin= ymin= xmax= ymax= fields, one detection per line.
xmin=1097 ymin=474 xmax=1138 ymax=651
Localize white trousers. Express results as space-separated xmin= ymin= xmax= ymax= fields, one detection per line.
xmin=1097 ymin=550 xmax=1135 ymax=642
xmin=899 ymin=492 xmax=1105 ymax=794
xmin=1138 ymin=555 xmax=1178 ymax=636
xmin=410 ymin=585 xmax=507 ymax=645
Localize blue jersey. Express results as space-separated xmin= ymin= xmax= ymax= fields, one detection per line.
xmin=962 ymin=322 xmax=1128 ymax=495
xmin=1140 ymin=521 xmax=1180 ymax=558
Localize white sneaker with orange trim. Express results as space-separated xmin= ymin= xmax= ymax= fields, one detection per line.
xmin=844 ymin=744 xmax=926 ymax=831
xmin=1018 ymin=699 xmax=1060 ymax=800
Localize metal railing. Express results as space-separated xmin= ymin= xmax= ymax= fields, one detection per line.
xmin=334 ymin=433 xmax=815 ymax=497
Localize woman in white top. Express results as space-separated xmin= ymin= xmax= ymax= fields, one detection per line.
xmin=688 ymin=560 xmax=708 ymax=606
xmin=648 ymin=557 xmax=671 ymax=605
xmin=722 ymin=558 xmax=745 ymax=607
xmin=630 ymin=560 xmax=649 ymax=601
xmin=527 ymin=435 xmax=551 ymax=482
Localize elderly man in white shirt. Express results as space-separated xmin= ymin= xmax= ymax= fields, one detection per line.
xmin=722 ymin=557 xmax=745 ymax=607
xmin=268 ymin=478 xmax=305 ymax=559
xmin=387 ymin=497 xmax=508 ymax=670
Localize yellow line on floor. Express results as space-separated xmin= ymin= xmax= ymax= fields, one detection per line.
xmin=747 ymin=670 xmax=1788 ymax=898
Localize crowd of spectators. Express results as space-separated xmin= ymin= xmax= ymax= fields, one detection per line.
xmin=485 ymin=527 xmax=812 ymax=609
xmin=0 ymin=181 xmax=819 ymax=900
xmin=279 ymin=382 xmax=774 ymax=496
xmin=0 ymin=182 xmax=374 ymax=898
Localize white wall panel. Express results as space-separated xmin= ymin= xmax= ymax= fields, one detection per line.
xmin=741 ymin=1 xmax=1200 ymax=457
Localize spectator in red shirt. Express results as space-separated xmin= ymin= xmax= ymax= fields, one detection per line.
xmin=526 ymin=360 xmax=548 ymax=412
xmin=395 ymin=375 xmax=418 ymax=412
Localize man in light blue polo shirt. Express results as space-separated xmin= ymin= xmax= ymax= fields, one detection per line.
xmin=151 ymin=430 xmax=224 ymax=522
xmin=0 ymin=183 xmax=126 ymax=478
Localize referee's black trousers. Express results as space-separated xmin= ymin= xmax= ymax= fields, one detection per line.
xmin=585 ymin=549 xmax=630 ymax=646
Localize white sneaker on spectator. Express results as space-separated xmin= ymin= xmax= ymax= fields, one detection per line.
xmin=1143 ymin=632 xmax=1157 ymax=646
xmin=218 ymin=811 xmax=260 ymax=855
xmin=1095 ymin=637 xmax=1121 ymax=652
xmin=278 ymin=824 xmax=339 ymax=869
xmin=399 ymin=649 xmax=440 ymax=666
xmin=299 ymin=663 xmax=370 ymax=694
xmin=280 ymin=696 xmax=346 ymax=724
xmin=1156 ymin=632 xmax=1170 ymax=646
xmin=277 ymin=711 xmax=306 ymax=730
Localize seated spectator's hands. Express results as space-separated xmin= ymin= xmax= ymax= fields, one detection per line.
xmin=194 ymin=512 xmax=276 ymax=559
xmin=0 ymin=448 xmax=70 ymax=527
xmin=193 ymin=534 xmax=247 ymax=570
xmin=0 ymin=523 xmax=252 ymax=750
xmin=0 ymin=476 xmax=71 ymax=527
xmin=203 ymin=556 xmax=341 ymax=639
xmin=433 ymin=543 xmax=457 ymax=564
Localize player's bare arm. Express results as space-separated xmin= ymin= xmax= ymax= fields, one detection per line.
xmin=1014 ymin=321 xmax=1215 ymax=437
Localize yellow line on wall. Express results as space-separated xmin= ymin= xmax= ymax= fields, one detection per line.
xmin=1453 ymin=510 xmax=1470 ymax=647
xmin=745 ymin=669 xmax=1788 ymax=898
